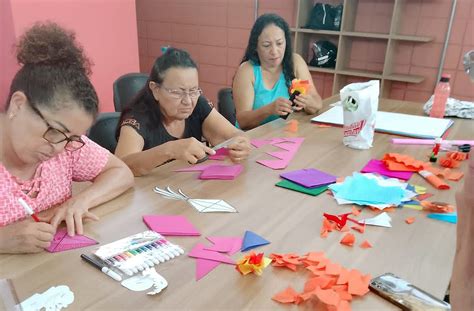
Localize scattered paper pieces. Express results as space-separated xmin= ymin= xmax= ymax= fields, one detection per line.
xmin=420 ymin=201 xmax=455 ymax=213
xmin=405 ymin=217 xmax=416 ymax=224
xmin=143 ymin=215 xmax=200 ymax=236
xmin=276 ymin=179 xmax=328 ymax=196
xmin=20 ymin=285 xmax=74 ymax=311
xmin=241 ymin=231 xmax=270 ymax=252
xmin=204 ymin=236 xmax=242 ymax=255
xmin=285 ymin=120 xmax=298 ymax=132
xmin=427 ymin=213 xmax=457 ymax=224
xmin=153 ymin=186 xmax=237 ymax=213
xmin=360 ymin=212 xmax=392 ymax=228
xmin=45 ymin=228 xmax=97 ymax=253
xmin=340 ymin=233 xmax=355 ymax=247
xmin=236 ymin=252 xmax=272 ymax=276
xmin=188 ymin=243 xmax=235 ymax=264
xmin=271 ymin=252 xmax=371 ymax=310
xmin=360 ymin=240 xmax=372 ymax=249
xmin=383 ymin=153 xmax=430 ymax=172
xmin=253 ymin=137 xmax=304 ymax=170
xmin=280 ymin=168 xmax=337 ymax=188
xmin=439 ymin=157 xmax=460 ymax=168
xmin=361 ymin=159 xmax=414 ymax=180
xmin=447 ymin=151 xmax=468 ymax=161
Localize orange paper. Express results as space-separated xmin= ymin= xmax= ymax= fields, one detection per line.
xmin=420 ymin=201 xmax=455 ymax=213
xmin=383 ymin=153 xmax=430 ymax=172
xmin=439 ymin=157 xmax=460 ymax=168
xmin=405 ymin=217 xmax=416 ymax=224
xmin=360 ymin=240 xmax=372 ymax=249
xmin=419 ymin=170 xmax=450 ymax=190
xmin=285 ymin=119 xmax=298 ymax=132
xmin=272 ymin=286 xmax=298 ymax=303
xmin=351 ymin=206 xmax=361 ymax=216
xmin=289 ymin=79 xmax=310 ymax=95
xmin=340 ymin=233 xmax=355 ymax=247
xmin=447 ymin=151 xmax=468 ymax=161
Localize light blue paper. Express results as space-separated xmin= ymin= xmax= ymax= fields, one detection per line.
xmin=329 ymin=173 xmax=406 ymax=205
xmin=427 ymin=213 xmax=457 ymax=224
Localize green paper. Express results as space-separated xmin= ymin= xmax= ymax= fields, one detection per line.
xmin=276 ymin=179 xmax=328 ymax=196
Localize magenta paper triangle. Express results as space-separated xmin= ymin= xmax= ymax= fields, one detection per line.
xmin=188 ymin=243 xmax=235 ymax=264
xmin=273 ymin=142 xmax=300 ymax=152
xmin=46 ymin=228 xmax=98 ymax=253
xmin=250 ymin=139 xmax=273 ymax=148
xmin=204 ymin=237 xmax=243 ymax=255
xmin=267 ymin=151 xmax=289 ymax=160
xmin=143 ymin=215 xmax=200 ymax=236
xmin=196 ymin=258 xmax=221 ymax=281
xmin=361 ymin=159 xmax=414 ymax=180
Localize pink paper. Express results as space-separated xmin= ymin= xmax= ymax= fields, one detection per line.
xmin=188 ymin=243 xmax=235 ymax=264
xmin=255 ymin=137 xmax=304 ymax=170
xmin=143 ymin=215 xmax=200 ymax=236
xmin=46 ymin=228 xmax=98 ymax=253
xmin=361 ymin=159 xmax=414 ymax=180
xmin=208 ymin=148 xmax=229 ymax=160
xmin=204 ymin=237 xmax=243 ymax=255
xmin=196 ymin=258 xmax=221 ymax=281
xmin=198 ymin=164 xmax=243 ymax=180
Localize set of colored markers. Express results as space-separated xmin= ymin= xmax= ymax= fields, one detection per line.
xmin=93 ymin=231 xmax=184 ymax=277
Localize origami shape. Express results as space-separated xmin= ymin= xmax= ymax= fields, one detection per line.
xmin=241 ymin=231 xmax=270 ymax=252
xmin=45 ymin=228 xmax=98 ymax=253
xmin=235 ymin=252 xmax=272 ymax=276
xmin=153 ymin=186 xmax=237 ymax=213
xmin=143 ymin=215 xmax=200 ymax=236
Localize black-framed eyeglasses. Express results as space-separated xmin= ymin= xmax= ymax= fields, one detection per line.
xmin=26 ymin=98 xmax=85 ymax=152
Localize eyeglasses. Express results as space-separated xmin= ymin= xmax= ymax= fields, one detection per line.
xmin=26 ymin=98 xmax=85 ymax=151
xmin=158 ymin=85 xmax=202 ymax=100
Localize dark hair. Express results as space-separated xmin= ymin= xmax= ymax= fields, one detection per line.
xmin=5 ymin=22 xmax=98 ymax=117
xmin=118 ymin=48 xmax=198 ymax=134
xmin=241 ymin=13 xmax=295 ymax=87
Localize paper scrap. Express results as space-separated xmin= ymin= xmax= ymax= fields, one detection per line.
xmin=360 ymin=240 xmax=372 ymax=249
xmin=405 ymin=217 xmax=416 ymax=224
xmin=280 ymin=168 xmax=337 ymax=188
xmin=241 ymin=231 xmax=270 ymax=252
xmin=188 ymin=243 xmax=235 ymax=264
xmin=361 ymin=159 xmax=414 ymax=180
xmin=340 ymin=233 xmax=355 ymax=247
xmin=143 ymin=215 xmax=200 ymax=236
xmin=427 ymin=213 xmax=457 ymax=224
xmin=360 ymin=212 xmax=392 ymax=228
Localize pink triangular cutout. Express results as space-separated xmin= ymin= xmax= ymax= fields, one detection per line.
xmin=46 ymin=228 xmax=98 ymax=253
xmin=204 ymin=237 xmax=243 ymax=255
xmin=196 ymin=258 xmax=221 ymax=281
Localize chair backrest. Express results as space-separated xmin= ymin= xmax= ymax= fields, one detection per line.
xmin=217 ymin=88 xmax=236 ymax=126
xmin=113 ymin=73 xmax=149 ymax=112
xmin=87 ymin=112 xmax=121 ymax=153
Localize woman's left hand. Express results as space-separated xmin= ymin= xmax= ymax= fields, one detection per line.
xmin=49 ymin=198 xmax=99 ymax=236
xmin=227 ymin=136 xmax=251 ymax=163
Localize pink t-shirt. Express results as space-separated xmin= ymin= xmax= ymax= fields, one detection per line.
xmin=0 ymin=136 xmax=110 ymax=226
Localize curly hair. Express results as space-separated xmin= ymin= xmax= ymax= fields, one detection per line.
xmin=6 ymin=22 xmax=98 ymax=117
xmin=241 ymin=13 xmax=295 ymax=87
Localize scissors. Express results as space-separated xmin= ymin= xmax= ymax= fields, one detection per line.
xmin=196 ymin=137 xmax=235 ymax=164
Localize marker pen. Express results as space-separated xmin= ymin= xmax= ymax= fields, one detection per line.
xmin=138 ymin=246 xmax=160 ymax=265
xmin=161 ymin=239 xmax=185 ymax=256
xmin=152 ymin=242 xmax=172 ymax=260
xmin=18 ymin=198 xmax=40 ymax=222
xmin=146 ymin=244 xmax=166 ymax=263
xmin=81 ymin=254 xmax=122 ymax=282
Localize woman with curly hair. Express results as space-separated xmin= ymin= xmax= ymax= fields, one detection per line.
xmin=233 ymin=13 xmax=323 ymax=130
xmin=0 ymin=22 xmax=133 ymax=253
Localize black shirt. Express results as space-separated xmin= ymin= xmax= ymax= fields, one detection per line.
xmin=119 ymin=96 xmax=213 ymax=150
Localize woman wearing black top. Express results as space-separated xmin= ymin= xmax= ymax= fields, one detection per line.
xmin=115 ymin=48 xmax=250 ymax=176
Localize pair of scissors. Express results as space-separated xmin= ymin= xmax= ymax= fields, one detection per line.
xmin=196 ymin=137 xmax=235 ymax=164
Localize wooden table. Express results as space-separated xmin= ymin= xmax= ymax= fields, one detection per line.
xmin=1 ymin=98 xmax=471 ymax=310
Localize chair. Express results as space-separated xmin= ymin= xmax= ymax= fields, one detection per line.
xmin=87 ymin=112 xmax=121 ymax=153
xmin=217 ymin=88 xmax=236 ymax=126
xmin=113 ymin=73 xmax=148 ymax=112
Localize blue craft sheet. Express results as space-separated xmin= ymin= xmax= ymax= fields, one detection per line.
xmin=241 ymin=231 xmax=270 ymax=252
xmin=329 ymin=173 xmax=406 ymax=205
xmin=427 ymin=213 xmax=457 ymax=224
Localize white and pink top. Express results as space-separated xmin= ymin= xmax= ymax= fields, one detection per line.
xmin=0 ymin=136 xmax=109 ymax=226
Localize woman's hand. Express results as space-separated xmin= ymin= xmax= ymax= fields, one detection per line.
xmin=267 ymin=97 xmax=293 ymax=116
xmin=0 ymin=220 xmax=55 ymax=253
xmin=293 ymin=93 xmax=321 ymax=114
xmin=50 ymin=198 xmax=99 ymax=236
xmin=166 ymin=137 xmax=216 ymax=164
xmin=227 ymin=136 xmax=251 ymax=163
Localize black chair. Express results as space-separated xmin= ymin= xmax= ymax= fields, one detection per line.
xmin=217 ymin=88 xmax=236 ymax=126
xmin=113 ymin=73 xmax=148 ymax=112
xmin=87 ymin=112 xmax=121 ymax=153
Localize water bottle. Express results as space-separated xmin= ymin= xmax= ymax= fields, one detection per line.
xmin=430 ymin=74 xmax=450 ymax=118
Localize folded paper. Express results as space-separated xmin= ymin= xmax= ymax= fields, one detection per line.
xmin=241 ymin=231 xmax=270 ymax=252
xmin=361 ymin=159 xmax=414 ymax=180
xmin=275 ymin=179 xmax=328 ymax=196
xmin=46 ymin=228 xmax=98 ymax=253
xmin=143 ymin=215 xmax=200 ymax=236
xmin=280 ymin=168 xmax=337 ymax=188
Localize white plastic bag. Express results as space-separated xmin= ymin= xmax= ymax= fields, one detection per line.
xmin=340 ymin=80 xmax=379 ymax=149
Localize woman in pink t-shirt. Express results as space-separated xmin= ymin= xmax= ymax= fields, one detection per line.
xmin=0 ymin=23 xmax=134 ymax=253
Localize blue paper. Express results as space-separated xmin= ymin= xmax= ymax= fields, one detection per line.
xmin=241 ymin=231 xmax=270 ymax=252
xmin=427 ymin=213 xmax=457 ymax=224
xmin=329 ymin=173 xmax=406 ymax=205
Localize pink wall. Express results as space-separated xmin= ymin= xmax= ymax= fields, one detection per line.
xmin=0 ymin=0 xmax=140 ymax=112
xmin=136 ymin=0 xmax=473 ymax=104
